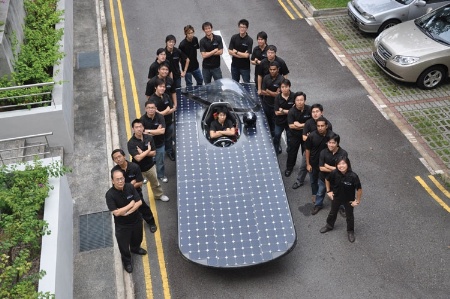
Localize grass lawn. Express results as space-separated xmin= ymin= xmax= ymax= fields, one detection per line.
xmin=307 ymin=0 xmax=348 ymax=9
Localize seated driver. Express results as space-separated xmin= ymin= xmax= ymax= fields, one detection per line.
xmin=209 ymin=107 xmax=236 ymax=143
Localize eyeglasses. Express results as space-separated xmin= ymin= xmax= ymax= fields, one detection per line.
xmin=115 ymin=177 xmax=125 ymax=182
xmin=239 ymin=26 xmax=247 ymax=29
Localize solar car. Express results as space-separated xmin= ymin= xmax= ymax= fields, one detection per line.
xmin=175 ymin=79 xmax=297 ymax=268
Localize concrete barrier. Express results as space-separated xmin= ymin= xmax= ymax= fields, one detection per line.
xmin=0 ymin=0 xmax=74 ymax=153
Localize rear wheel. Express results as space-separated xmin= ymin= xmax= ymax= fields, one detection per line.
xmin=417 ymin=66 xmax=446 ymax=90
xmin=378 ymin=19 xmax=400 ymax=33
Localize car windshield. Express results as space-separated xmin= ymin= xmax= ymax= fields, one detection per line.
xmin=181 ymin=78 xmax=259 ymax=110
xmin=395 ymin=0 xmax=414 ymax=5
xmin=415 ymin=6 xmax=450 ymax=45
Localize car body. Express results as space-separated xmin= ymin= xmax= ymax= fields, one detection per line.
xmin=372 ymin=4 xmax=450 ymax=89
xmin=348 ymin=0 xmax=450 ymax=34
xmin=176 ymin=79 xmax=296 ymax=268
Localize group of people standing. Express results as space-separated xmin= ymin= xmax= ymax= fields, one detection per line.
xmin=105 ymin=19 xmax=365 ymax=273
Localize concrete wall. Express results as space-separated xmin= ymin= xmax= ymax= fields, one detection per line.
xmin=0 ymin=0 xmax=74 ymax=152
xmin=7 ymin=157 xmax=73 ymax=298
xmin=0 ymin=0 xmax=25 ymax=77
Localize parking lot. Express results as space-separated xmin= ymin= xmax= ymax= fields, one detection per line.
xmin=316 ymin=14 xmax=450 ymax=172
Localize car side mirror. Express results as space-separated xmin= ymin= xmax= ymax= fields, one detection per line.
xmin=415 ymin=0 xmax=426 ymax=7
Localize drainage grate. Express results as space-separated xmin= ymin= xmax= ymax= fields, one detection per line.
xmin=77 ymin=51 xmax=100 ymax=69
xmin=79 ymin=211 xmax=113 ymax=252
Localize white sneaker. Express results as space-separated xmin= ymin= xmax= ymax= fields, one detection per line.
xmin=158 ymin=195 xmax=169 ymax=202
xmin=160 ymin=176 xmax=168 ymax=183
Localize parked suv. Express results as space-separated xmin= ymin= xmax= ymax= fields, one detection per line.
xmin=372 ymin=4 xmax=450 ymax=89
xmin=348 ymin=0 xmax=450 ymax=34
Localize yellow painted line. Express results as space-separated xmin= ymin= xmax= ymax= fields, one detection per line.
xmin=278 ymin=0 xmax=295 ymax=20
xmin=286 ymin=0 xmax=303 ymax=19
xmin=415 ymin=176 xmax=450 ymax=213
xmin=109 ymin=0 xmax=131 ymax=139
xmin=115 ymin=0 xmax=171 ymax=298
xmin=428 ymin=175 xmax=450 ymax=198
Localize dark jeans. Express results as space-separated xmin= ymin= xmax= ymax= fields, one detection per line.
xmin=295 ymin=153 xmax=308 ymax=184
xmin=164 ymin=123 xmax=174 ymax=155
xmin=202 ymin=67 xmax=222 ymax=84
xmin=286 ymin=133 xmax=304 ymax=171
xmin=309 ymin=166 xmax=319 ymax=196
xmin=137 ymin=192 xmax=155 ymax=225
xmin=273 ymin=123 xmax=290 ymax=152
xmin=185 ymin=68 xmax=203 ymax=86
xmin=174 ymin=77 xmax=182 ymax=89
xmin=115 ymin=219 xmax=143 ymax=265
xmin=231 ymin=66 xmax=250 ymax=83
xmin=326 ymin=197 xmax=355 ymax=231
xmin=262 ymin=101 xmax=275 ymax=137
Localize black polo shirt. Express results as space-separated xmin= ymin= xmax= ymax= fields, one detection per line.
xmin=165 ymin=47 xmax=187 ymax=80
xmin=140 ymin=113 xmax=165 ymax=148
xmin=251 ymin=45 xmax=268 ymax=79
xmin=106 ymin=183 xmax=141 ymax=226
xmin=111 ymin=161 xmax=144 ymax=196
xmin=305 ymin=129 xmax=334 ymax=168
xmin=303 ymin=117 xmax=333 ymax=137
xmin=145 ymin=76 xmax=176 ymax=98
xmin=261 ymin=73 xmax=284 ymax=107
xmin=287 ymin=104 xmax=312 ymax=137
xmin=200 ymin=34 xmax=223 ymax=69
xmin=210 ymin=119 xmax=233 ymax=142
xmin=318 ymin=147 xmax=348 ymax=181
xmin=258 ymin=56 xmax=289 ymax=78
xmin=127 ymin=134 xmax=156 ymax=172
xmin=149 ymin=93 xmax=173 ymax=126
xmin=228 ymin=33 xmax=253 ymax=70
xmin=274 ymin=92 xmax=295 ymax=126
xmin=148 ymin=60 xmax=171 ymax=79
xmin=328 ymin=169 xmax=361 ymax=201
xmin=179 ymin=36 xmax=200 ymax=72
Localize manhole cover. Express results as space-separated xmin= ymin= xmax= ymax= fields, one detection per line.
xmin=79 ymin=211 xmax=113 ymax=252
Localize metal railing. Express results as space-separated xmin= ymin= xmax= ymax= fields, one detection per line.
xmin=0 ymin=82 xmax=55 ymax=109
xmin=0 ymin=132 xmax=53 ymax=165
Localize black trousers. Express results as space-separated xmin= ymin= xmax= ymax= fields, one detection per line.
xmin=286 ymin=134 xmax=304 ymax=171
xmin=115 ymin=219 xmax=143 ymax=265
xmin=326 ymin=197 xmax=355 ymax=232
xmin=138 ymin=191 xmax=155 ymax=225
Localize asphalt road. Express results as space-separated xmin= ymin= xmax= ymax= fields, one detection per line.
xmin=104 ymin=0 xmax=449 ymax=298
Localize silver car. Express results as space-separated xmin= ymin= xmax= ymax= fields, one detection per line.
xmin=348 ymin=0 xmax=450 ymax=34
xmin=372 ymin=4 xmax=450 ymax=89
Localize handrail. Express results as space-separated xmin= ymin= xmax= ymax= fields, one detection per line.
xmin=0 ymin=132 xmax=53 ymax=165
xmin=0 ymin=82 xmax=55 ymax=108
xmin=0 ymin=132 xmax=53 ymax=143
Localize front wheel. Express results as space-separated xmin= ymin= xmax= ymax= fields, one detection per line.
xmin=417 ymin=66 xmax=446 ymax=90
xmin=378 ymin=19 xmax=400 ymax=34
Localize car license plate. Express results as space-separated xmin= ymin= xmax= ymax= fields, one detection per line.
xmin=373 ymin=51 xmax=386 ymax=68
xmin=348 ymin=10 xmax=357 ymax=23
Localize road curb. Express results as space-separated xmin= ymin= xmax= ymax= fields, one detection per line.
xmin=297 ymin=0 xmax=347 ymax=17
xmin=95 ymin=0 xmax=134 ymax=298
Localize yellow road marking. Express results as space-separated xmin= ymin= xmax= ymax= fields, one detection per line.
xmin=114 ymin=0 xmax=171 ymax=297
xmin=428 ymin=175 xmax=450 ymax=198
xmin=415 ymin=176 xmax=450 ymax=213
xmin=286 ymin=0 xmax=303 ymax=19
xmin=278 ymin=0 xmax=295 ymax=19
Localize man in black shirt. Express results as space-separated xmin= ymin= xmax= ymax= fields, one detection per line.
xmin=257 ymin=45 xmax=289 ymax=96
xmin=285 ymin=92 xmax=311 ymax=177
xmin=165 ymin=35 xmax=189 ymax=89
xmin=305 ymin=117 xmax=334 ymax=215
xmin=149 ymin=79 xmax=176 ymax=161
xmin=106 ymin=170 xmax=146 ymax=273
xmin=147 ymin=48 xmax=171 ymax=80
xmin=274 ymin=78 xmax=295 ymax=155
xmin=146 ymin=63 xmax=177 ymax=109
xmin=228 ymin=19 xmax=253 ymax=83
xmin=111 ymin=149 xmax=158 ymax=233
xmin=139 ymin=101 xmax=168 ymax=183
xmin=209 ymin=108 xmax=236 ymax=144
xmin=179 ymin=25 xmax=203 ymax=87
xmin=127 ymin=119 xmax=169 ymax=201
xmin=200 ymin=22 xmax=223 ymax=84
xmin=251 ymin=31 xmax=268 ymax=83
xmin=261 ymin=61 xmax=283 ymax=137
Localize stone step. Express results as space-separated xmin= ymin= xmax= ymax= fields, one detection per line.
xmin=0 ymin=139 xmax=25 ymax=165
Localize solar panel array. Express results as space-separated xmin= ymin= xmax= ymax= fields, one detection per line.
xmin=176 ymin=83 xmax=296 ymax=267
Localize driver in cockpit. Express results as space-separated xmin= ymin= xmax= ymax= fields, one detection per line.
xmin=209 ymin=107 xmax=236 ymax=143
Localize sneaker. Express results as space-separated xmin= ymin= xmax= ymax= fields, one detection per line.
xmin=167 ymin=152 xmax=176 ymax=161
xmin=311 ymin=206 xmax=322 ymax=215
xmin=320 ymin=225 xmax=333 ymax=233
xmin=143 ymin=179 xmax=148 ymax=184
xmin=158 ymin=195 xmax=169 ymax=202
xmin=292 ymin=181 xmax=304 ymax=189
xmin=159 ymin=176 xmax=168 ymax=183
